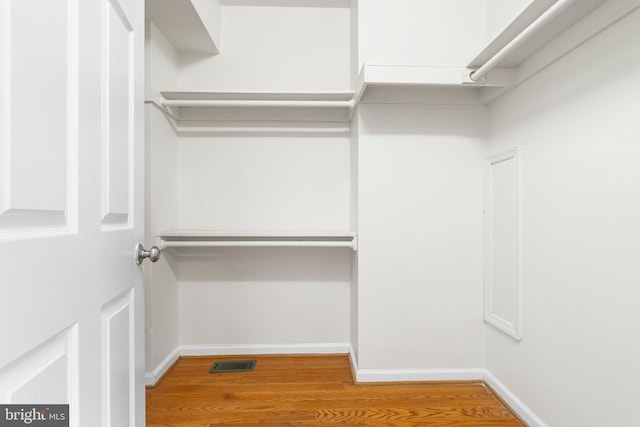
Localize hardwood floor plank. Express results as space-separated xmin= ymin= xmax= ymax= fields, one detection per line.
xmin=222 ymin=391 xmax=502 ymax=406
xmin=146 ymin=355 xmax=525 ymax=427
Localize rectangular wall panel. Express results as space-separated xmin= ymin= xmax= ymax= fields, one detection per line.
xmin=101 ymin=0 xmax=133 ymax=228
xmin=484 ymin=146 xmax=522 ymax=340
xmin=102 ymin=290 xmax=134 ymax=427
xmin=0 ymin=0 xmax=76 ymax=235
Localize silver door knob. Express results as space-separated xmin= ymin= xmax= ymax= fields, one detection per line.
xmin=135 ymin=243 xmax=161 ymax=265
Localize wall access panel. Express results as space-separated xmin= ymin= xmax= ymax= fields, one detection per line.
xmin=484 ymin=147 xmax=522 ymax=340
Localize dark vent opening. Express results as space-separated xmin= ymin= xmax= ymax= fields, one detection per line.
xmin=210 ymin=360 xmax=257 ymax=373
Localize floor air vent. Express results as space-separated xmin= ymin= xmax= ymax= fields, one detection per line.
xmin=210 ymin=360 xmax=257 ymax=373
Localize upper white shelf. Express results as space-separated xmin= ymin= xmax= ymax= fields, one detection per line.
xmin=146 ymin=0 xmax=220 ymax=53
xmin=158 ymin=230 xmax=358 ymax=251
xmin=467 ymin=0 xmax=607 ymax=70
xmin=356 ymin=0 xmax=610 ymax=104
xmin=469 ymin=0 xmax=632 ymax=104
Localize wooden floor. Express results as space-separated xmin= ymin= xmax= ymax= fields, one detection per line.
xmin=146 ymin=354 xmax=525 ymax=427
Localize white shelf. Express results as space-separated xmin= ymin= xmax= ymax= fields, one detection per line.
xmin=473 ymin=0 xmax=634 ymax=104
xmin=467 ymin=0 xmax=607 ymax=70
xmin=158 ymin=230 xmax=358 ymax=252
xmin=355 ymin=0 xmax=612 ymax=105
xmin=146 ymin=0 xmax=220 ymax=53
xmin=354 ymin=64 xmax=514 ymax=106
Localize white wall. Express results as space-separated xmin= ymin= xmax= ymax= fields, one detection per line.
xmin=349 ymin=113 xmax=359 ymax=360
xmin=177 ymin=135 xmax=351 ymax=230
xmin=350 ymin=0 xmax=360 ymax=88
xmin=178 ymin=3 xmax=351 ymax=91
xmin=357 ymin=0 xmax=486 ymax=70
xmin=144 ymin=22 xmax=180 ymax=373
xmin=178 ymin=248 xmax=350 ymax=346
xmin=486 ymin=7 xmax=640 ymax=426
xmin=354 ymin=104 xmax=487 ymax=369
xmin=174 ymin=132 xmax=352 ymax=346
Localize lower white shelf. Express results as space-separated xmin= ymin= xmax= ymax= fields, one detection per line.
xmin=157 ymin=230 xmax=358 ymax=251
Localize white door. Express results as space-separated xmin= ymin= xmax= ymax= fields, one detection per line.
xmin=0 ymin=0 xmax=145 ymax=425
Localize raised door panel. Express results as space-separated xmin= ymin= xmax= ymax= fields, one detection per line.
xmin=102 ymin=290 xmax=135 ymax=427
xmin=0 ymin=326 xmax=78 ymax=415
xmin=101 ymin=0 xmax=134 ymax=228
xmin=0 ymin=0 xmax=76 ymax=235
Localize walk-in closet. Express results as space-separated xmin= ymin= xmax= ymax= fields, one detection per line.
xmin=143 ymin=1 xmax=640 ymax=426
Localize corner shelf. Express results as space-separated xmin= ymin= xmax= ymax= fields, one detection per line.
xmin=158 ymin=230 xmax=358 ymax=254
xmin=468 ymin=0 xmax=618 ymax=104
xmin=466 ymin=0 xmax=606 ymax=70
xmin=355 ymin=0 xmax=613 ymax=105
xmin=354 ymin=64 xmax=513 ymax=106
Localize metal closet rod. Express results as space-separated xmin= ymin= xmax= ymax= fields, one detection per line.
xmin=162 ymin=99 xmax=356 ymax=108
xmin=469 ymin=0 xmax=575 ymax=82
xmin=160 ymin=240 xmax=356 ymax=249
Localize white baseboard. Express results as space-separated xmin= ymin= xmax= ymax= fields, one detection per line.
xmin=348 ymin=345 xmax=544 ymax=426
xmin=484 ymin=370 xmax=548 ymax=427
xmin=348 ymin=345 xmax=484 ymax=382
xmin=145 ymin=344 xmax=546 ymax=426
xmin=350 ymin=364 xmax=545 ymax=426
xmin=145 ymin=347 xmax=180 ymax=387
xmin=146 ymin=343 xmax=349 ymax=386
xmin=178 ymin=342 xmax=351 ymax=356
xmin=355 ymin=367 xmax=486 ymax=383
xmin=348 ymin=346 xmax=358 ymax=372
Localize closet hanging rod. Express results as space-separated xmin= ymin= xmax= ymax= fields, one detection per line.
xmin=174 ymin=125 xmax=352 ymax=134
xmin=468 ymin=0 xmax=575 ymax=82
xmin=160 ymin=240 xmax=357 ymax=250
xmin=161 ymin=99 xmax=356 ymax=109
